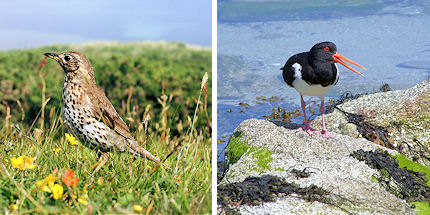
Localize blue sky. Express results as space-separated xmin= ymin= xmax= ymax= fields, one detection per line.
xmin=0 ymin=0 xmax=211 ymax=50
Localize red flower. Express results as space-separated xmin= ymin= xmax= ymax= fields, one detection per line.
xmin=62 ymin=169 xmax=79 ymax=188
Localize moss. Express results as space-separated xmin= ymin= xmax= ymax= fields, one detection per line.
xmin=226 ymin=132 xmax=249 ymax=165
xmin=379 ymin=169 xmax=390 ymax=179
xmin=248 ymin=147 xmax=273 ymax=171
xmin=370 ymin=175 xmax=379 ymax=183
xmin=275 ymin=167 xmax=286 ymax=171
xmin=410 ymin=202 xmax=430 ymax=215
xmin=226 ymin=131 xmax=274 ymax=171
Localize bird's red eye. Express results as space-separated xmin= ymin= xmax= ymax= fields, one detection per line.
xmin=324 ymin=47 xmax=329 ymax=52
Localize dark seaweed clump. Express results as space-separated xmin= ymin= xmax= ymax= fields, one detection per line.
xmin=336 ymin=107 xmax=395 ymax=149
xmin=351 ymin=149 xmax=430 ymax=202
xmin=218 ymin=175 xmax=332 ymax=214
xmin=325 ymin=91 xmax=364 ymax=114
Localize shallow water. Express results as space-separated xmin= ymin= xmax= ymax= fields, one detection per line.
xmin=217 ymin=0 xmax=430 ymax=161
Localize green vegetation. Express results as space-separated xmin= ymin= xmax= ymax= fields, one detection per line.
xmin=248 ymin=147 xmax=273 ymax=171
xmin=226 ymin=132 xmax=249 ymax=165
xmin=410 ymin=202 xmax=430 ymax=215
xmin=0 ymin=41 xmax=211 ymax=214
xmin=394 ymin=154 xmax=430 ymax=214
xmin=0 ymin=41 xmax=211 ymax=132
xmin=394 ymin=154 xmax=430 ymax=186
xmin=226 ymin=132 xmax=273 ymax=171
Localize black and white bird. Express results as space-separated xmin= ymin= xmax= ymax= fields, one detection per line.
xmin=281 ymin=41 xmax=366 ymax=138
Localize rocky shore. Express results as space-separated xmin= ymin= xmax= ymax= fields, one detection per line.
xmin=311 ymin=78 xmax=430 ymax=166
xmin=218 ymin=78 xmax=430 ymax=215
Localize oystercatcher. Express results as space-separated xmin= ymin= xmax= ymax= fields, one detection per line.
xmin=281 ymin=41 xmax=366 ymax=138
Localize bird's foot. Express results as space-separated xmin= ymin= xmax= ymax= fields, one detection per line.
xmin=296 ymin=125 xmax=317 ymax=135
xmin=315 ymin=129 xmax=336 ymax=139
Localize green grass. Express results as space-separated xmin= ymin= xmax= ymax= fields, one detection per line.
xmin=0 ymin=41 xmax=211 ymax=132
xmin=0 ymin=41 xmax=211 ymax=214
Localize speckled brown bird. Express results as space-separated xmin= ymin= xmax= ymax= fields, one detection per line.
xmin=44 ymin=52 xmax=161 ymax=171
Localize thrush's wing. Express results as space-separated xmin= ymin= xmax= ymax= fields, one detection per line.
xmin=87 ymin=86 xmax=163 ymax=164
xmin=87 ymin=86 xmax=134 ymax=140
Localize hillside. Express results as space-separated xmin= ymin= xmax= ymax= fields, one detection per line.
xmin=0 ymin=41 xmax=212 ymax=214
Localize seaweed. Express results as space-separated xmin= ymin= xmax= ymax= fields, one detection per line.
xmin=218 ymin=175 xmax=343 ymax=214
xmin=351 ymin=149 xmax=430 ymax=202
xmin=336 ymin=107 xmax=395 ymax=149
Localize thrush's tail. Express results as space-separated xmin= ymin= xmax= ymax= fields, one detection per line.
xmin=128 ymin=140 xmax=160 ymax=163
xmin=128 ymin=140 xmax=173 ymax=173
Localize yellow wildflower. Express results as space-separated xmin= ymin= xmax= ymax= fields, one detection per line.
xmin=36 ymin=174 xmax=57 ymax=192
xmin=11 ymin=156 xmax=24 ymax=169
xmin=51 ymin=184 xmax=63 ymax=200
xmin=36 ymin=174 xmax=64 ymax=200
xmin=11 ymin=155 xmax=37 ymax=170
xmin=10 ymin=204 xmax=18 ymax=210
xmin=97 ymin=177 xmax=104 ymax=185
xmin=83 ymin=183 xmax=88 ymax=193
xmin=133 ymin=205 xmax=143 ymax=213
xmin=65 ymin=133 xmax=79 ymax=145
xmin=78 ymin=196 xmax=88 ymax=205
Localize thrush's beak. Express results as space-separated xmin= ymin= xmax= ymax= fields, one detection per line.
xmin=44 ymin=53 xmax=61 ymax=62
xmin=332 ymin=52 xmax=366 ymax=76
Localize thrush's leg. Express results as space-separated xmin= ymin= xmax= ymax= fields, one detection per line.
xmin=315 ymin=98 xmax=336 ymax=139
xmin=90 ymin=152 xmax=109 ymax=176
xmin=296 ymin=94 xmax=317 ymax=135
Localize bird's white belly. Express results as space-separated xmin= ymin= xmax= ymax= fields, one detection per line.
xmin=292 ymin=78 xmax=333 ymax=97
xmin=290 ymin=62 xmax=334 ymax=97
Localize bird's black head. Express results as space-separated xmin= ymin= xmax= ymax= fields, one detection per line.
xmin=309 ymin=41 xmax=337 ymax=63
xmin=307 ymin=41 xmax=366 ymax=76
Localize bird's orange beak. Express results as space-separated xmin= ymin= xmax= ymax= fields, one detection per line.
xmin=332 ymin=52 xmax=366 ymax=76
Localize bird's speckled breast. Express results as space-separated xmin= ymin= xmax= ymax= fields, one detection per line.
xmin=62 ymin=80 xmax=115 ymax=152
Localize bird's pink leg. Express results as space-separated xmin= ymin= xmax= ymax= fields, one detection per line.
xmin=315 ymin=99 xmax=336 ymax=138
xmin=296 ymin=95 xmax=317 ymax=135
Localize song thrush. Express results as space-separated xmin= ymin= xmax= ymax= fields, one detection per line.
xmin=44 ymin=52 xmax=161 ymax=172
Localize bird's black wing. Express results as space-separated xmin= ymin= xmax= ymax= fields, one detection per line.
xmin=281 ymin=52 xmax=308 ymax=87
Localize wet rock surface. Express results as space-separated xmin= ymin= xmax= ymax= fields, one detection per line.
xmin=218 ymin=118 xmax=416 ymax=214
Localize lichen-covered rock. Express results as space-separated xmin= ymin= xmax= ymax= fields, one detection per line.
xmin=220 ymin=119 xmax=415 ymax=215
xmin=310 ymin=78 xmax=430 ymax=166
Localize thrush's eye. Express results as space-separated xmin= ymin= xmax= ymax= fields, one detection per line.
xmin=323 ymin=47 xmax=329 ymax=52
xmin=64 ymin=56 xmax=71 ymax=61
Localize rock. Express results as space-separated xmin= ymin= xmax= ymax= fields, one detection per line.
xmin=220 ymin=118 xmax=415 ymax=215
xmin=310 ymin=78 xmax=430 ymax=166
